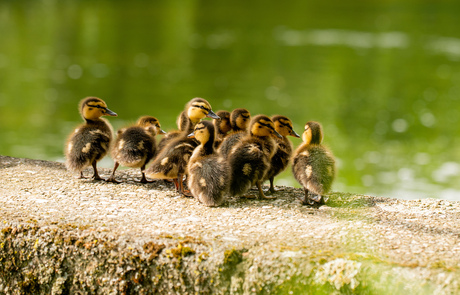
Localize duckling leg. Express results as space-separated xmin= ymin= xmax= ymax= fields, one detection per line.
xmin=177 ymin=173 xmax=193 ymax=197
xmin=172 ymin=178 xmax=180 ymax=191
xmin=257 ymin=181 xmax=276 ymax=200
xmin=139 ymin=165 xmax=154 ymax=183
xmin=268 ymin=177 xmax=277 ymax=194
xmin=106 ymin=162 xmax=121 ymax=183
xmin=298 ymin=188 xmax=309 ymax=204
xmin=91 ymin=161 xmax=104 ymax=181
xmin=299 ymin=189 xmax=323 ymax=207
xmin=78 ymin=171 xmax=87 ymax=179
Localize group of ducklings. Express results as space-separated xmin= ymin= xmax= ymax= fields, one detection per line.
xmin=65 ymin=97 xmax=336 ymax=207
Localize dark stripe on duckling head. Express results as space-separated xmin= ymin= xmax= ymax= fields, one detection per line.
xmin=87 ymin=103 xmax=117 ymax=116
xmin=305 ymin=121 xmax=323 ymax=144
xmin=194 ymin=123 xmax=207 ymax=131
xmin=192 ymin=103 xmax=211 ymax=112
xmin=137 ymin=116 xmax=158 ymax=126
xmin=80 ymin=97 xmax=117 ymax=118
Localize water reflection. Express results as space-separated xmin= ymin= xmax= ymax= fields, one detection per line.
xmin=0 ymin=0 xmax=459 ymax=199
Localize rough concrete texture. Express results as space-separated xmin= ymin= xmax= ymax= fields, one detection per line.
xmin=0 ymin=155 xmax=459 ymax=294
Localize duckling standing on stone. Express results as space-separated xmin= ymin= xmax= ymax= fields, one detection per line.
xmin=264 ymin=115 xmax=300 ymax=194
xmin=218 ymin=108 xmax=251 ymax=158
xmin=107 ymin=116 xmax=166 ymax=183
xmin=65 ymin=97 xmax=117 ymax=180
xmin=158 ymin=97 xmax=220 ymax=152
xmin=213 ymin=110 xmax=231 ymax=148
xmin=187 ymin=121 xmax=228 ymax=207
xmin=228 ymin=115 xmax=282 ymax=200
xmin=292 ymin=121 xmax=336 ymax=207
xmin=146 ymin=98 xmax=220 ymax=196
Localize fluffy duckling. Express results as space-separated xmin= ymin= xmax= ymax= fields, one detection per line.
xmin=146 ymin=98 xmax=219 ymax=196
xmin=292 ymin=121 xmax=336 ymax=207
xmin=107 ymin=116 xmax=166 ymax=183
xmin=264 ymin=115 xmax=300 ymax=194
xmin=65 ymin=97 xmax=117 ymax=180
xmin=158 ymin=97 xmax=220 ymax=152
xmin=187 ymin=121 xmax=228 ymax=207
xmin=145 ymin=135 xmax=197 ymax=196
xmin=213 ymin=110 xmax=231 ymax=148
xmin=228 ymin=115 xmax=282 ymax=200
xmin=218 ymin=108 xmax=251 ymax=158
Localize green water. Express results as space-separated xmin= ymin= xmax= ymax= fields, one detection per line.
xmin=1 ymin=0 xmax=460 ymax=200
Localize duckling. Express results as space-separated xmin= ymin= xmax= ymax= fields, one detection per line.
xmin=146 ymin=98 xmax=220 ymax=196
xmin=213 ymin=110 xmax=231 ymax=148
xmin=65 ymin=97 xmax=117 ymax=180
xmin=228 ymin=115 xmax=282 ymax=200
xmin=176 ymin=97 xmax=220 ymax=132
xmin=292 ymin=121 xmax=336 ymax=207
xmin=158 ymin=97 xmax=220 ymax=152
xmin=145 ymin=135 xmax=197 ymax=196
xmin=264 ymin=115 xmax=300 ymax=194
xmin=107 ymin=116 xmax=166 ymax=183
xmin=218 ymin=108 xmax=251 ymax=158
xmin=187 ymin=121 xmax=228 ymax=207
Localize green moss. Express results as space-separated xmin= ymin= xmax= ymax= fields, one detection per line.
xmin=143 ymin=241 xmax=165 ymax=260
xmin=1 ymin=227 xmax=12 ymax=235
xmin=326 ymin=192 xmax=376 ymax=208
xmin=168 ymin=244 xmax=196 ymax=259
xmin=223 ymin=248 xmax=243 ymax=266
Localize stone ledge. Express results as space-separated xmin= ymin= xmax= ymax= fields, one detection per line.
xmin=0 ymin=156 xmax=459 ymax=294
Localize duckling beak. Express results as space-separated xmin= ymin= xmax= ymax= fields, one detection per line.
xmin=104 ymin=108 xmax=117 ymax=117
xmin=206 ymin=110 xmax=220 ymax=119
xmin=273 ymin=129 xmax=283 ymax=138
xmin=291 ymin=130 xmax=301 ymax=138
xmin=160 ymin=129 xmax=167 ymax=135
xmin=187 ymin=132 xmax=195 ymax=138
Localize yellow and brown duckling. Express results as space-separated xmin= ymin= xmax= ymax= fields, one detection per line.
xmin=145 ymin=134 xmax=197 ymax=196
xmin=107 ymin=116 xmax=166 ymax=183
xmin=187 ymin=121 xmax=229 ymax=207
xmin=218 ymin=108 xmax=251 ymax=158
xmin=292 ymin=121 xmax=336 ymax=207
xmin=176 ymin=97 xmax=220 ymax=132
xmin=264 ymin=115 xmax=300 ymax=194
xmin=228 ymin=115 xmax=282 ymax=200
xmin=146 ymin=98 xmax=219 ymax=196
xmin=213 ymin=110 xmax=231 ymax=148
xmin=158 ymin=97 xmax=220 ymax=152
xmin=65 ymin=97 xmax=117 ymax=180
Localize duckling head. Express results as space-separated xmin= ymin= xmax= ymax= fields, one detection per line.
xmin=303 ymin=121 xmax=323 ymax=145
xmin=188 ymin=120 xmax=215 ymax=145
xmin=79 ymin=97 xmax=117 ymax=121
xmin=214 ymin=110 xmax=231 ymax=135
xmin=186 ymin=97 xmax=220 ymax=123
xmin=250 ymin=115 xmax=282 ymax=138
xmin=136 ymin=116 xmax=166 ymax=135
xmin=230 ymin=108 xmax=251 ymax=131
xmin=272 ymin=115 xmax=300 ymax=138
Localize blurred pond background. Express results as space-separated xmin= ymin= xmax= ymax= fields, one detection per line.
xmin=1 ymin=0 xmax=460 ymax=200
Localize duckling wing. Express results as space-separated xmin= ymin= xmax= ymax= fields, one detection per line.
xmin=157 ymin=131 xmax=183 ymax=152
xmin=112 ymin=127 xmax=156 ymax=168
xmin=228 ymin=141 xmax=269 ymax=196
xmin=65 ymin=124 xmax=112 ymax=172
xmin=146 ymin=137 xmax=197 ymax=179
xmin=188 ymin=156 xmax=228 ymax=207
xmin=292 ymin=145 xmax=335 ymax=195
xmin=308 ymin=146 xmax=336 ymax=193
xmin=218 ymin=131 xmax=245 ymax=157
